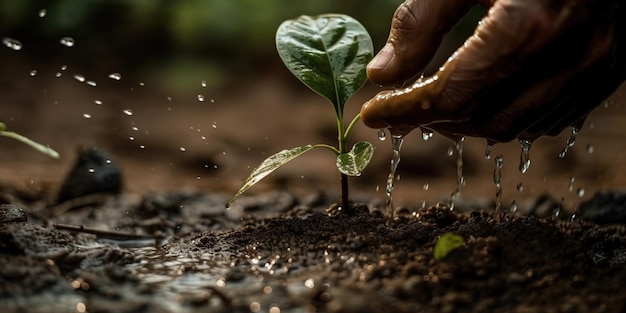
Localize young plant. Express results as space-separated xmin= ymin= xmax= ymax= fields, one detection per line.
xmin=0 ymin=122 xmax=59 ymax=158
xmin=228 ymin=14 xmax=374 ymax=209
xmin=433 ymin=233 xmax=464 ymax=261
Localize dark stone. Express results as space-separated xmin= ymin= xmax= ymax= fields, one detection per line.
xmin=0 ymin=204 xmax=27 ymax=224
xmin=579 ymin=190 xmax=626 ymax=224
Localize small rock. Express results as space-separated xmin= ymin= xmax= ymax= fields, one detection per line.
xmin=0 ymin=204 xmax=27 ymax=223
xmin=579 ymin=190 xmax=626 ymax=224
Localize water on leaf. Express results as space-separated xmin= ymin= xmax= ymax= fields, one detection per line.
xmin=493 ymin=155 xmax=504 ymax=212
xmin=385 ymin=134 xmax=404 ymax=220
xmin=60 ymin=37 xmax=75 ymax=47
xmin=559 ymin=127 xmax=579 ymax=158
xmin=519 ymin=139 xmax=532 ymax=174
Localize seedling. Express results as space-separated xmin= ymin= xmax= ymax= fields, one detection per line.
xmin=433 ymin=233 xmax=464 ymax=261
xmin=228 ymin=14 xmax=374 ymax=209
xmin=0 ymin=122 xmax=59 ymax=158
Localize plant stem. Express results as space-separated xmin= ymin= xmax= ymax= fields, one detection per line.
xmin=336 ymin=116 xmax=349 ymax=209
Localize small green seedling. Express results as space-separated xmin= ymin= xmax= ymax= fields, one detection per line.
xmin=433 ymin=233 xmax=464 ymax=261
xmin=0 ymin=122 xmax=59 ymax=158
xmin=228 ymin=14 xmax=374 ymax=209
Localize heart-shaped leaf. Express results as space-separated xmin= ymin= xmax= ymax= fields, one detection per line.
xmin=336 ymin=141 xmax=374 ymax=176
xmin=276 ymin=14 xmax=373 ymax=117
xmin=227 ymin=145 xmax=315 ymax=207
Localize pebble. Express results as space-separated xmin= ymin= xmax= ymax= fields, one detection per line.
xmin=0 ymin=204 xmax=27 ymax=223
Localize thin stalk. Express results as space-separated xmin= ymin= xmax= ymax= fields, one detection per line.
xmin=337 ymin=115 xmax=349 ymax=209
xmin=0 ymin=131 xmax=59 ymax=158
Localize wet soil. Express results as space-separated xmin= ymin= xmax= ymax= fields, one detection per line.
xmin=1 ymin=175 xmax=626 ymax=313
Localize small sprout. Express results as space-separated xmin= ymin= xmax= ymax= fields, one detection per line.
xmin=433 ymin=233 xmax=464 ymax=261
xmin=0 ymin=122 xmax=59 ymax=158
xmin=228 ymin=14 xmax=374 ymax=208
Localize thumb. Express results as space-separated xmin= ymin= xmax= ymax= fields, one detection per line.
xmin=367 ymin=0 xmax=477 ymax=86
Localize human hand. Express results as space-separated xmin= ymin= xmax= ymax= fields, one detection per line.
xmin=360 ymin=0 xmax=625 ymax=142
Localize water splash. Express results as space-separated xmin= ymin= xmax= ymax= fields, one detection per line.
xmin=519 ymin=139 xmax=532 ymax=174
xmin=449 ymin=137 xmax=465 ymax=210
xmin=60 ymin=37 xmax=75 ymax=47
xmin=493 ymin=155 xmax=504 ymax=212
xmin=420 ymin=128 xmax=433 ymax=141
xmin=559 ymin=127 xmax=579 ymax=158
xmin=2 ymin=37 xmax=22 ymax=50
xmin=385 ymin=133 xmax=404 ymax=220
xmin=377 ymin=129 xmax=386 ymax=141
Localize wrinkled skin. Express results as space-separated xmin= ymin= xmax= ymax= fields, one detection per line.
xmin=361 ymin=0 xmax=625 ymax=142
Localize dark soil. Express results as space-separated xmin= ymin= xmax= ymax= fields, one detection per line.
xmin=1 ymin=168 xmax=626 ymax=313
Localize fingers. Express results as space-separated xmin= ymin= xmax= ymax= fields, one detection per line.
xmin=366 ymin=0 xmax=477 ymax=86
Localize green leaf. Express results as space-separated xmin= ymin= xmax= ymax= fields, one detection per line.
xmin=0 ymin=122 xmax=6 ymax=132
xmin=433 ymin=233 xmax=464 ymax=261
xmin=276 ymin=14 xmax=373 ymax=117
xmin=336 ymin=141 xmax=373 ymax=176
xmin=228 ymin=145 xmax=315 ymax=207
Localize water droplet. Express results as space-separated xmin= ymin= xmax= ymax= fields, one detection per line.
xmin=30 ymin=70 xmax=37 ymax=77
xmin=94 ymin=100 xmax=102 ymax=105
xmin=197 ymin=94 xmax=205 ymax=102
xmin=377 ymin=129 xmax=386 ymax=141
xmin=55 ymin=72 xmax=62 ymax=78
xmin=423 ymin=182 xmax=429 ymax=190
xmin=519 ymin=139 xmax=532 ymax=174
xmin=447 ymin=146 xmax=454 ymax=157
xmin=559 ymin=127 xmax=579 ymax=158
xmin=108 ymin=73 xmax=121 ymax=80
xmin=510 ymin=200 xmax=518 ymax=213
xmin=86 ymin=81 xmax=96 ymax=87
xmin=304 ymin=278 xmax=315 ymax=288
xmin=484 ymin=142 xmax=493 ymax=160
xmin=129 ymin=136 xmax=135 ymax=141
xmin=61 ymin=65 xmax=67 ymax=71
xmin=493 ymin=155 xmax=504 ymax=212
xmin=212 ymin=122 xmax=217 ymax=129
xmin=139 ymin=82 xmax=145 ymax=87
xmin=88 ymin=168 xmax=95 ymax=173
xmin=586 ymin=144 xmax=594 ymax=154
xmin=517 ymin=182 xmax=524 ymax=192
xmin=568 ymin=176 xmax=575 ymax=192
xmin=2 ymin=37 xmax=22 ymax=50
xmin=122 ymin=109 xmax=133 ymax=116
xmin=82 ymin=113 xmax=91 ymax=119
xmin=201 ymin=80 xmax=207 ymax=87
xmin=38 ymin=9 xmax=47 ymax=17
xmin=140 ymin=145 xmax=145 ymax=149
xmin=210 ymin=99 xmax=215 ymax=103
xmin=577 ymin=188 xmax=585 ymax=197
xmin=132 ymin=126 xmax=139 ymax=131
xmin=450 ymin=137 xmax=465 ymax=210
xmin=180 ymin=147 xmax=186 ymax=152
xmin=59 ymin=37 xmax=75 ymax=47
xmin=420 ymin=128 xmax=433 ymax=141
xmin=74 ymin=74 xmax=85 ymax=83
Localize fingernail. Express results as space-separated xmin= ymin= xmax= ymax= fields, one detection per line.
xmin=368 ymin=43 xmax=394 ymax=70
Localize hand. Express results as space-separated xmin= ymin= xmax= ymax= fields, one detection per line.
xmin=360 ymin=0 xmax=625 ymax=142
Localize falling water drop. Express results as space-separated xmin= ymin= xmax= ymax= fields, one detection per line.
xmin=510 ymin=200 xmax=518 ymax=213
xmin=201 ymin=80 xmax=207 ymax=87
xmin=94 ymin=100 xmax=102 ymax=105
xmin=577 ymin=188 xmax=585 ymax=197
xmin=180 ymin=147 xmax=186 ymax=152
xmin=59 ymin=37 xmax=75 ymax=47
xmin=38 ymin=9 xmax=47 ymax=17
xmin=122 ymin=109 xmax=133 ymax=116
xmin=586 ymin=144 xmax=594 ymax=154
xmin=484 ymin=142 xmax=493 ymax=160
xmin=212 ymin=122 xmax=217 ymax=129
xmin=450 ymin=137 xmax=465 ymax=210
xmin=559 ymin=127 xmax=579 ymax=158
xmin=493 ymin=155 xmax=504 ymax=212
xmin=420 ymin=128 xmax=433 ymax=141
xmin=55 ymin=72 xmax=62 ymax=78
xmin=519 ymin=139 xmax=532 ymax=174
xmin=377 ymin=129 xmax=386 ymax=141
xmin=197 ymin=95 xmax=205 ymax=102
xmin=516 ymin=182 xmax=524 ymax=192
xmin=82 ymin=113 xmax=92 ymax=119
xmin=86 ymin=81 xmax=96 ymax=87
xmin=2 ymin=37 xmax=22 ymax=50
xmin=73 ymin=74 xmax=85 ymax=83
xmin=30 ymin=70 xmax=37 ymax=77
xmin=423 ymin=182 xmax=429 ymax=190
xmin=568 ymin=176 xmax=575 ymax=192
xmin=385 ymin=134 xmax=404 ymax=220
xmin=108 ymin=73 xmax=121 ymax=81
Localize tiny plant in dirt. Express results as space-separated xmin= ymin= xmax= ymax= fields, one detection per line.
xmin=228 ymin=14 xmax=374 ymax=209
xmin=0 ymin=122 xmax=59 ymax=158
xmin=433 ymin=232 xmax=464 ymax=261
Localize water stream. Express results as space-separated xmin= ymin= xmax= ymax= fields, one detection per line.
xmin=559 ymin=127 xmax=579 ymax=158
xmin=385 ymin=132 xmax=404 ymax=220
xmin=493 ymin=155 xmax=504 ymax=212
xmin=449 ymin=137 xmax=465 ymax=210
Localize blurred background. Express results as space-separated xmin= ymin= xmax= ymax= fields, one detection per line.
xmin=0 ymin=0 xmax=625 ymax=214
